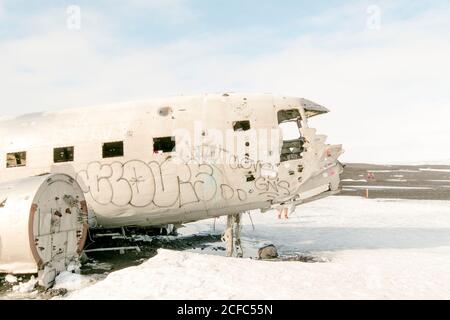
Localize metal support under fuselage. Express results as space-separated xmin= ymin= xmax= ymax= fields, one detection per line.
xmin=222 ymin=214 xmax=243 ymax=258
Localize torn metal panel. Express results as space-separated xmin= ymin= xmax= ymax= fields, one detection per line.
xmin=300 ymin=98 xmax=330 ymax=118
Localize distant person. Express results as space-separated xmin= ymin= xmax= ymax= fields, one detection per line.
xmin=278 ymin=207 xmax=288 ymax=219
xmin=367 ymin=172 xmax=375 ymax=180
xmin=277 ymin=204 xmax=295 ymax=219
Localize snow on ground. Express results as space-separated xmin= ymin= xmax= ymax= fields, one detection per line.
xmin=4 ymin=275 xmax=17 ymax=284
xmin=368 ymin=170 xmax=420 ymax=173
xmin=420 ymin=168 xmax=450 ymax=173
xmin=59 ymin=196 xmax=450 ymax=300
xmin=54 ymin=272 xmax=102 ymax=292
xmin=11 ymin=276 xmax=38 ymax=295
xmin=346 ymin=186 xmax=432 ymax=190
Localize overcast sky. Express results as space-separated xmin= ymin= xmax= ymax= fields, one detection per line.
xmin=0 ymin=0 xmax=449 ymax=163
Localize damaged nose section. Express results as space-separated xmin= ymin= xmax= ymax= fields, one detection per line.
xmin=296 ymin=142 xmax=344 ymax=203
xmin=273 ymin=99 xmax=344 ymax=209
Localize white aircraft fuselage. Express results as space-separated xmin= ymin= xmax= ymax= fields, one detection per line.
xmin=0 ymin=93 xmax=343 ymax=229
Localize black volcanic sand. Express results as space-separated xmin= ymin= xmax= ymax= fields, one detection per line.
xmin=340 ymin=163 xmax=450 ymax=200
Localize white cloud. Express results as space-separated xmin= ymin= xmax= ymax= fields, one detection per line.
xmin=0 ymin=4 xmax=449 ymax=163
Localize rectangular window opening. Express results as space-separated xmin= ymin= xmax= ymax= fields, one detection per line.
xmin=6 ymin=151 xmax=27 ymax=168
xmin=54 ymin=146 xmax=74 ymax=163
xmin=278 ymin=109 xmax=304 ymax=162
xmin=233 ymin=120 xmax=251 ymax=132
xmin=277 ymin=109 xmax=301 ymax=124
xmin=153 ymin=137 xmax=176 ymax=154
xmin=102 ymin=141 xmax=124 ymax=158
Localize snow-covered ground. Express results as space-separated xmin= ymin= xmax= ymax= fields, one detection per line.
xmin=420 ymin=168 xmax=450 ymax=173
xmin=346 ymin=186 xmax=432 ymax=190
xmin=52 ymin=196 xmax=450 ymax=300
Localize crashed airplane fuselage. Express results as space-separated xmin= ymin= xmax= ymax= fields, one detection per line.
xmin=0 ymin=93 xmax=343 ymax=229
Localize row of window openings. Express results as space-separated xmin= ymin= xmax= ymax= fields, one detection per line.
xmin=5 ymin=121 xmax=253 ymax=168
xmin=5 ymin=137 xmax=177 ymax=168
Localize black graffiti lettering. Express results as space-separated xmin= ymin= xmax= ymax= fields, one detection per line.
xmin=278 ymin=180 xmax=291 ymax=197
xmin=109 ymin=162 xmax=132 ymax=207
xmin=220 ymin=184 xmax=234 ymax=200
xmin=150 ymin=160 xmax=179 ymax=208
xmin=76 ymin=154 xmax=297 ymax=210
xmin=123 ymin=160 xmax=154 ymax=207
xmin=195 ymin=164 xmax=217 ymax=202
xmin=237 ymin=189 xmax=248 ymax=201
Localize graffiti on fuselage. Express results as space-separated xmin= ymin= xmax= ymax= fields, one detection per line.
xmin=228 ymin=156 xmax=292 ymax=199
xmin=76 ymin=156 xmax=294 ymax=209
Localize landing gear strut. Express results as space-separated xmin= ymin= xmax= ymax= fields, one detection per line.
xmin=222 ymin=214 xmax=243 ymax=258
